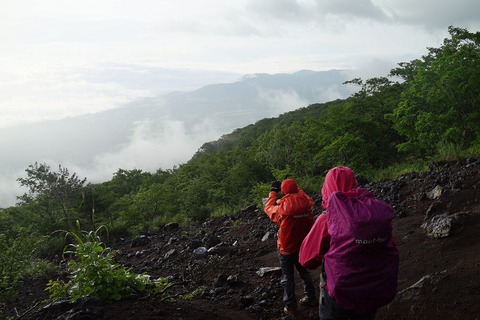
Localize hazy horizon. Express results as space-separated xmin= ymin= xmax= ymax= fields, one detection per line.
xmin=0 ymin=68 xmax=359 ymax=207
xmin=1 ymin=0 xmax=479 ymax=207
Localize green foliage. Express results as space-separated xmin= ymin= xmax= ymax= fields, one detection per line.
xmin=0 ymin=229 xmax=55 ymax=305
xmin=16 ymin=162 xmax=88 ymax=232
xmin=387 ymin=26 xmax=480 ymax=157
xmin=295 ymin=175 xmax=323 ymax=195
xmin=180 ymin=286 xmax=206 ymax=300
xmin=271 ymin=165 xmax=294 ymax=181
xmin=250 ymin=182 xmax=272 ymax=209
xmin=210 ymin=204 xmax=235 ymax=218
xmin=93 ymin=168 xmax=162 ymax=211
xmin=362 ymin=161 xmax=430 ymax=182
xmin=435 ymin=142 xmax=464 ymax=161
xmin=46 ymin=225 xmax=170 ymax=302
xmin=317 ymin=77 xmax=403 ymax=170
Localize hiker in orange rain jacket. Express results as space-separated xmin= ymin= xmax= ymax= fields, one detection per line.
xmin=264 ymin=178 xmax=317 ymax=316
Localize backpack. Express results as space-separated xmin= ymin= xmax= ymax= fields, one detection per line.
xmin=324 ymin=188 xmax=399 ymax=313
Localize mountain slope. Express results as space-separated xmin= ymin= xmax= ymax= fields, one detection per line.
xmin=7 ymin=158 xmax=480 ymax=320
xmin=0 ymin=70 xmax=356 ymax=206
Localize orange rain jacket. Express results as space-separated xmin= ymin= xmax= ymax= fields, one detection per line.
xmin=264 ymin=179 xmax=315 ymax=255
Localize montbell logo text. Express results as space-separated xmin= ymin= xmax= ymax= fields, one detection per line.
xmin=293 ymin=213 xmax=309 ymax=218
xmin=355 ymin=236 xmax=389 ymax=244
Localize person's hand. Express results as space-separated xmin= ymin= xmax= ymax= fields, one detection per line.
xmin=271 ymin=180 xmax=281 ymax=192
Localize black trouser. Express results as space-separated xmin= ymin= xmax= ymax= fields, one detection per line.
xmin=279 ymin=252 xmax=316 ymax=308
xmin=319 ymin=286 xmax=377 ymax=320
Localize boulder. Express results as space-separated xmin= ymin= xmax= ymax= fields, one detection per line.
xmin=422 ymin=213 xmax=465 ymax=238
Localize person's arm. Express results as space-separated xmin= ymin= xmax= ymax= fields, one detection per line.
xmin=264 ymin=181 xmax=282 ymax=226
xmin=264 ymin=190 xmax=281 ymax=226
xmin=317 ymin=214 xmax=331 ymax=260
xmin=299 ymin=213 xmax=330 ymax=269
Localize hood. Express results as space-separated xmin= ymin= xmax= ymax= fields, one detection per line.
xmin=281 ymin=178 xmax=299 ymax=194
xmin=321 ymin=166 xmax=357 ymax=208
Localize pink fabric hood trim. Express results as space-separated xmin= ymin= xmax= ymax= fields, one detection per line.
xmin=321 ymin=166 xmax=357 ymax=208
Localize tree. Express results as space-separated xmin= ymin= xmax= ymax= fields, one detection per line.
xmin=17 ymin=162 xmax=87 ymax=231
xmin=387 ymin=26 xmax=480 ymax=157
xmin=311 ymin=77 xmax=403 ymax=170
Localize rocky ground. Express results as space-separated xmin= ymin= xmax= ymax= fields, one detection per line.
xmin=4 ymin=158 xmax=480 ymax=320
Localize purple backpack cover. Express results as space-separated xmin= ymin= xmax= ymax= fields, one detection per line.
xmin=324 ymin=188 xmax=399 ymax=313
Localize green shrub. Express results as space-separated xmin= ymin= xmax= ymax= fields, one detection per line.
xmin=210 ymin=204 xmax=235 ymax=218
xmin=0 ymin=230 xmax=54 ymax=305
xmin=362 ymin=160 xmax=430 ymax=182
xmin=436 ymin=142 xmax=463 ymax=161
xmin=180 ymin=286 xmax=205 ymax=300
xmin=250 ymin=182 xmax=270 ymax=209
xmin=296 ymin=175 xmax=323 ymax=195
xmin=46 ymin=224 xmax=171 ymax=302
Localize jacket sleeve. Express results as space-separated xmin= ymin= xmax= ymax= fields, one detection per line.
xmin=297 ymin=188 xmax=315 ymax=211
xmin=299 ymin=213 xmax=331 ymax=269
xmin=317 ymin=214 xmax=331 ymax=259
xmin=264 ymin=191 xmax=281 ymax=226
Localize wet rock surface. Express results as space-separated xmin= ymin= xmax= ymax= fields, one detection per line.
xmin=6 ymin=159 xmax=480 ymax=319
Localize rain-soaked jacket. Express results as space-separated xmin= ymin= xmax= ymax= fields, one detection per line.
xmin=264 ymin=179 xmax=314 ymax=255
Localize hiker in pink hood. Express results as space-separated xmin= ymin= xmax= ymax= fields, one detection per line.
xmin=321 ymin=166 xmax=358 ymax=209
xmin=299 ymin=166 xmax=399 ymax=320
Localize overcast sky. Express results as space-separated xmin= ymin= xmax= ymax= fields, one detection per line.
xmin=1 ymin=0 xmax=479 ymax=128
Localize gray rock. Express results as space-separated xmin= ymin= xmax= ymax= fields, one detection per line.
xmin=193 ymin=246 xmax=208 ymax=258
xmin=399 ymin=270 xmax=447 ymax=301
xmin=427 ymin=185 xmax=444 ymax=200
xmin=130 ymin=235 xmax=151 ymax=247
xmin=256 ymin=267 xmax=282 ymax=277
xmin=214 ymin=274 xmax=228 ymax=287
xmin=261 ymin=231 xmax=274 ymax=242
xmin=164 ymin=249 xmax=176 ymax=259
xmin=422 ymin=213 xmax=465 ymax=238
xmin=227 ymin=274 xmax=243 ymax=286
xmin=204 ymin=235 xmax=221 ymax=249
xmin=207 ymin=242 xmax=230 ymax=256
xmin=167 ymin=237 xmax=178 ymax=245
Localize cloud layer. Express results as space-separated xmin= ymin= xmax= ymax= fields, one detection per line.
xmin=2 ymin=0 xmax=478 ymax=128
xmin=1 ymin=0 xmax=479 ymax=207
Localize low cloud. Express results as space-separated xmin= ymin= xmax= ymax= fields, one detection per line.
xmin=0 ymin=169 xmax=26 ymax=208
xmin=342 ymin=58 xmax=399 ymax=80
xmin=257 ymin=89 xmax=310 ymax=115
xmin=0 ymin=72 xmax=151 ymax=129
xmin=0 ymin=117 xmax=225 ymax=207
xmin=72 ymin=117 xmax=225 ymax=183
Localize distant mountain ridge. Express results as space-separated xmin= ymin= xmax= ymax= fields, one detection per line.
xmin=0 ymin=69 xmax=356 ymax=206
xmin=161 ymin=69 xmax=354 ymax=130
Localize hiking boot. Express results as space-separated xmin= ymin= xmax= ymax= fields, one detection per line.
xmin=283 ymin=305 xmax=297 ymax=316
xmin=299 ymin=296 xmax=318 ymax=307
